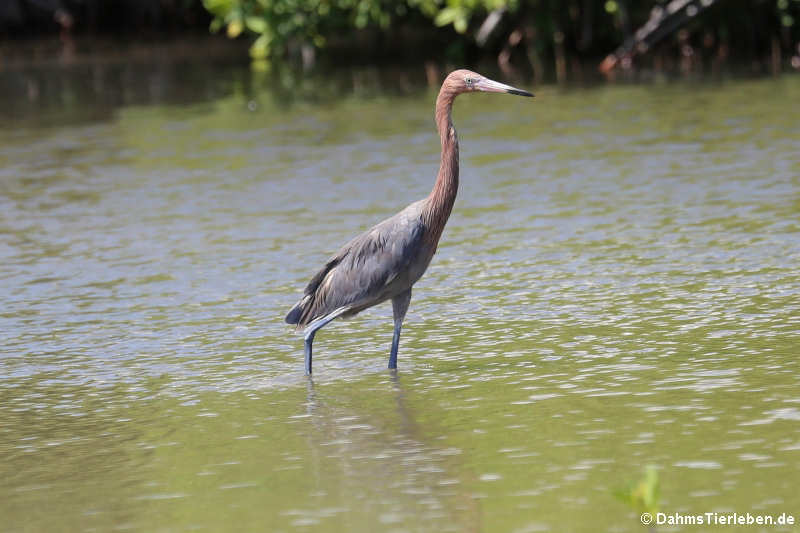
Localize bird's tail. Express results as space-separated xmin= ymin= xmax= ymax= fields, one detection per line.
xmin=285 ymin=295 xmax=311 ymax=326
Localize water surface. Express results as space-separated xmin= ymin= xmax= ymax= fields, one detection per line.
xmin=1 ymin=68 xmax=799 ymax=532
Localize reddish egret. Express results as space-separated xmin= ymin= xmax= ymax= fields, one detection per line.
xmin=286 ymin=69 xmax=533 ymax=374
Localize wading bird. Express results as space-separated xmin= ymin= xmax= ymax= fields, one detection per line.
xmin=286 ymin=69 xmax=533 ymax=374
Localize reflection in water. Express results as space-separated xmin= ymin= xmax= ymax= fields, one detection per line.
xmin=300 ymin=374 xmax=480 ymax=531
xmin=0 ymin=42 xmax=439 ymax=130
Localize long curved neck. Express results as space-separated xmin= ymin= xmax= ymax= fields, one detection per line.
xmin=423 ymin=89 xmax=459 ymax=240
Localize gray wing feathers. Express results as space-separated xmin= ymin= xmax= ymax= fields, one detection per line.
xmin=286 ymin=212 xmax=426 ymax=327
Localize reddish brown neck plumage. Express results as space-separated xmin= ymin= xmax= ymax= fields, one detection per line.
xmin=423 ymin=84 xmax=460 ymax=244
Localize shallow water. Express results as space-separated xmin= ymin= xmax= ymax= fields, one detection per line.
xmin=1 ymin=66 xmax=799 ymax=532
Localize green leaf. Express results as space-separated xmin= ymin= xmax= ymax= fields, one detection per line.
xmin=454 ymin=14 xmax=468 ymax=33
xmin=434 ymin=6 xmax=459 ymax=26
xmin=613 ymin=465 xmax=660 ymax=515
xmin=250 ymin=33 xmax=272 ymax=59
xmin=245 ymin=16 xmax=268 ymax=34
xmin=209 ymin=17 xmax=224 ymax=33
xmin=227 ymin=19 xmax=244 ymax=38
xmin=434 ymin=5 xmax=470 ymax=32
xmin=202 ymin=0 xmax=233 ymax=17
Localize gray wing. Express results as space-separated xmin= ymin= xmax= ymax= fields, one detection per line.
xmin=286 ymin=209 xmax=427 ymax=327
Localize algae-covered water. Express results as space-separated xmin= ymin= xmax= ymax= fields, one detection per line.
xmin=1 ymin=64 xmax=799 ymax=532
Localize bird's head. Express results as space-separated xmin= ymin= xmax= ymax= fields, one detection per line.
xmin=443 ymin=69 xmax=534 ymax=98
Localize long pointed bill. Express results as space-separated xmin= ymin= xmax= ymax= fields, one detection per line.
xmin=475 ymin=77 xmax=534 ymax=97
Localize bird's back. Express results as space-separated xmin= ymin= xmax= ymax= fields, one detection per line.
xmin=286 ymin=200 xmax=434 ymax=327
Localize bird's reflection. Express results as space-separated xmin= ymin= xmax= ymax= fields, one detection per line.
xmin=299 ymin=373 xmax=480 ymax=531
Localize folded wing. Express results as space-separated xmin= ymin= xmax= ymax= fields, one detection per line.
xmin=286 ymin=210 xmax=426 ymax=327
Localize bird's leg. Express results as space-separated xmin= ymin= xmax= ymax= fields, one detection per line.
xmin=389 ymin=321 xmax=401 ymax=370
xmin=302 ymin=306 xmax=349 ymax=375
xmin=389 ymin=289 xmax=412 ymax=370
xmin=304 ymin=330 xmax=315 ymax=375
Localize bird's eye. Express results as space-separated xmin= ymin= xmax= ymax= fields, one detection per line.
xmin=465 ymin=77 xmax=473 ymax=86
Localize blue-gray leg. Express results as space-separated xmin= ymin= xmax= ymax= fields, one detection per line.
xmin=302 ymin=307 xmax=349 ymax=375
xmin=389 ymin=321 xmax=401 ymax=370
xmin=389 ymin=289 xmax=412 ymax=370
xmin=304 ymin=331 xmax=315 ymax=375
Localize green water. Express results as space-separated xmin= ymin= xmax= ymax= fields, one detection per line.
xmin=1 ymin=67 xmax=799 ymax=532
